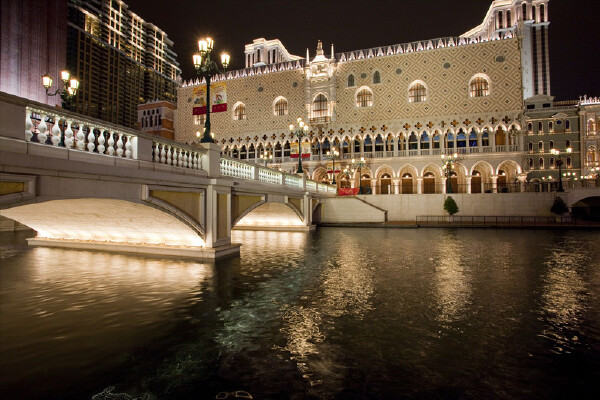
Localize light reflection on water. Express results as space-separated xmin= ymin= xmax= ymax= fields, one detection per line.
xmin=1 ymin=228 xmax=600 ymax=399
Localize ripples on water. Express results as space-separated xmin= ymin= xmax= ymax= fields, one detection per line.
xmin=1 ymin=228 xmax=600 ymax=399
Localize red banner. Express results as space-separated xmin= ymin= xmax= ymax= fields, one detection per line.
xmin=338 ymin=188 xmax=359 ymax=196
xmin=193 ymin=106 xmax=207 ymax=115
xmin=193 ymin=104 xmax=228 ymax=115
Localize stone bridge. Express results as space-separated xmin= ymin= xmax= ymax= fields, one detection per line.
xmin=0 ymin=93 xmax=336 ymax=259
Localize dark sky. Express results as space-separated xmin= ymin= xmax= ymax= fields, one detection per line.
xmin=126 ymin=0 xmax=599 ymax=101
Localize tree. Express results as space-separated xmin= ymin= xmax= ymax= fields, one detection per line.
xmin=551 ymin=196 xmax=569 ymax=215
xmin=444 ymin=196 xmax=459 ymax=215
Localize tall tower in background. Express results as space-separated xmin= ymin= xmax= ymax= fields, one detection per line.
xmin=67 ymin=0 xmax=181 ymax=129
xmin=461 ymin=0 xmax=551 ymax=99
xmin=0 ymin=0 xmax=67 ymax=106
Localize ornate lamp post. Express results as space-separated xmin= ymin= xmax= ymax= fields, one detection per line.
xmin=441 ymin=153 xmax=458 ymax=194
xmin=351 ymin=156 xmax=366 ymax=194
xmin=193 ymin=38 xmax=230 ymax=143
xmin=551 ymin=147 xmax=572 ymax=192
xmin=326 ymin=147 xmax=340 ymax=184
xmin=41 ymin=70 xmax=79 ymax=107
xmin=259 ymin=149 xmax=273 ymax=167
xmin=289 ymin=117 xmax=309 ymax=174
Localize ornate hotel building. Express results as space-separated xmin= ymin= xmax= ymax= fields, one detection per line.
xmin=67 ymin=0 xmax=181 ymax=129
xmin=175 ymin=0 xmax=600 ymax=194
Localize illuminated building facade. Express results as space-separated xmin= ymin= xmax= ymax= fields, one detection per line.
xmin=67 ymin=0 xmax=181 ymax=128
xmin=175 ymin=0 xmax=599 ymax=193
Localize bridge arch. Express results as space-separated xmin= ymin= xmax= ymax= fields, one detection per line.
xmin=0 ymin=198 xmax=206 ymax=247
xmin=234 ymin=202 xmax=304 ymax=228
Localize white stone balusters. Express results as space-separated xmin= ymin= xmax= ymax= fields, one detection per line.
xmin=116 ymin=134 xmax=124 ymax=157
xmin=64 ymin=120 xmax=74 ymax=148
xmin=25 ymin=112 xmax=34 ymax=142
xmin=97 ymin=129 xmax=106 ymax=154
xmin=154 ymin=142 xmax=161 ymax=162
xmin=76 ymin=124 xmax=85 ymax=150
xmin=107 ymin=131 xmax=115 ymax=155
xmin=87 ymin=127 xmax=96 ymax=152
xmin=160 ymin=144 xmax=166 ymax=163
xmin=125 ymin=135 xmax=133 ymax=158
xmin=51 ymin=118 xmax=61 ymax=146
xmin=37 ymin=114 xmax=48 ymax=144
xmin=166 ymin=146 xmax=172 ymax=165
xmin=184 ymin=151 xmax=189 ymax=168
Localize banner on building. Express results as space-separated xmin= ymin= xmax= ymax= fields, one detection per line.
xmin=326 ymin=162 xmax=341 ymax=173
xmin=291 ymin=142 xmax=311 ymax=158
xmin=192 ymin=82 xmax=227 ymax=115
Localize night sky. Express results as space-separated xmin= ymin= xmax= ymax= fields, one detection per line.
xmin=126 ymin=0 xmax=599 ymax=101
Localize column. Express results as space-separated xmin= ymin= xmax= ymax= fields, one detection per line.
xmin=517 ymin=173 xmax=527 ymax=192
xmin=393 ymin=179 xmax=400 ymax=194
xmin=303 ymin=195 xmax=312 ymax=226
xmin=370 ymin=178 xmax=377 ymax=195
xmin=491 ymin=175 xmax=498 ymax=193
xmin=466 ymin=176 xmax=472 ymax=194
xmin=393 ymin=136 xmax=399 ymax=157
xmin=417 ymin=177 xmax=423 ymax=194
xmin=441 ymin=177 xmax=447 ymax=194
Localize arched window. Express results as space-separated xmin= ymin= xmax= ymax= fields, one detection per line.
xmin=549 ymin=140 xmax=554 ymax=149
xmin=566 ymin=156 xmax=572 ymax=168
xmin=233 ymin=103 xmax=246 ymax=120
xmin=356 ymin=88 xmax=373 ymax=107
xmin=529 ymin=158 xmax=534 ymax=168
xmin=566 ymin=139 xmax=571 ymax=148
xmin=522 ymin=3 xmax=528 ymax=20
xmin=566 ymin=120 xmax=571 ymax=130
xmin=482 ymin=129 xmax=490 ymax=146
xmin=549 ymin=157 xmax=554 ymax=168
xmin=373 ymin=71 xmax=381 ymax=84
xmin=498 ymin=11 xmax=503 ymax=29
xmin=528 ymin=141 xmax=533 ymax=153
xmin=538 ymin=141 xmax=544 ymax=152
xmin=506 ymin=10 xmax=512 ymax=26
xmin=588 ymin=119 xmax=597 ymax=133
xmin=470 ymin=76 xmax=490 ymax=97
xmin=347 ymin=74 xmax=355 ymax=87
xmin=540 ymin=4 xmax=545 ymax=22
xmin=548 ymin=121 xmax=553 ymax=132
xmin=273 ymin=97 xmax=288 ymax=116
xmin=539 ymin=157 xmax=544 ymax=169
xmin=532 ymin=5 xmax=537 ymax=22
xmin=312 ymin=94 xmax=328 ymax=119
xmin=408 ymin=81 xmax=427 ymax=103
xmin=527 ymin=122 xmax=533 ymax=133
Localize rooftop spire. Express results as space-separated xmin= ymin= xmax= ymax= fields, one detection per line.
xmin=316 ymin=40 xmax=323 ymax=56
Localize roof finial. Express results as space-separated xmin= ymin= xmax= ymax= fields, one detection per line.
xmin=331 ymin=43 xmax=334 ymax=59
xmin=316 ymin=40 xmax=323 ymax=56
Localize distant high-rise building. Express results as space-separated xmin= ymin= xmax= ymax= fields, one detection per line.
xmin=66 ymin=0 xmax=181 ymax=128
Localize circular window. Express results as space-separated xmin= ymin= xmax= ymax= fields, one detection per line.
xmin=258 ymin=87 xmax=264 ymax=92
xmin=395 ymin=68 xmax=402 ymax=75
xmin=443 ymin=62 xmax=451 ymax=69
xmin=495 ymin=55 xmax=505 ymax=63
xmin=292 ymin=82 xmax=298 ymax=87
xmin=360 ymin=73 xmax=367 ymax=78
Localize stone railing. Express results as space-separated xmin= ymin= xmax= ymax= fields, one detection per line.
xmin=25 ymin=105 xmax=140 ymax=159
xmin=219 ymin=155 xmax=334 ymax=195
xmin=152 ymin=140 xmax=205 ymax=171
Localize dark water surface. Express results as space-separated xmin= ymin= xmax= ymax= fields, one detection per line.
xmin=1 ymin=228 xmax=599 ymax=399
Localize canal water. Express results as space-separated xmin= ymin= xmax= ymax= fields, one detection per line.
xmin=1 ymin=228 xmax=599 ymax=399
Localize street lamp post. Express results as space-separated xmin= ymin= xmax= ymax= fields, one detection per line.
xmin=351 ymin=157 xmax=366 ymax=194
xmin=441 ymin=153 xmax=458 ymax=193
xmin=289 ymin=118 xmax=309 ymax=174
xmin=41 ymin=70 xmax=79 ymax=108
xmin=326 ymin=147 xmax=340 ymax=184
xmin=193 ymin=38 xmax=230 ymax=143
xmin=551 ymin=147 xmax=572 ymax=192
xmin=259 ymin=149 xmax=273 ymax=167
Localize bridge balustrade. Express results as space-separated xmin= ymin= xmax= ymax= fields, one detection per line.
xmin=25 ymin=105 xmax=140 ymax=159
xmin=259 ymin=167 xmax=283 ymax=185
xmin=220 ymin=157 xmax=255 ymax=180
xmin=284 ymin=175 xmax=302 ymax=189
xmin=152 ymin=140 xmax=205 ymax=171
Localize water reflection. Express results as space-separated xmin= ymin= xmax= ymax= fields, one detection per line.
xmin=0 ymin=245 xmax=211 ymax=397
xmin=540 ymin=240 xmax=590 ymax=353
xmin=432 ymin=231 xmax=472 ymax=325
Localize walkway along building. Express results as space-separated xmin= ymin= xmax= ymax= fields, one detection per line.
xmin=175 ymin=0 xmax=600 ymax=195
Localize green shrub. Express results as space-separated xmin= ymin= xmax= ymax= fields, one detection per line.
xmin=550 ymin=196 xmax=569 ymax=215
xmin=444 ymin=196 xmax=459 ymax=215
